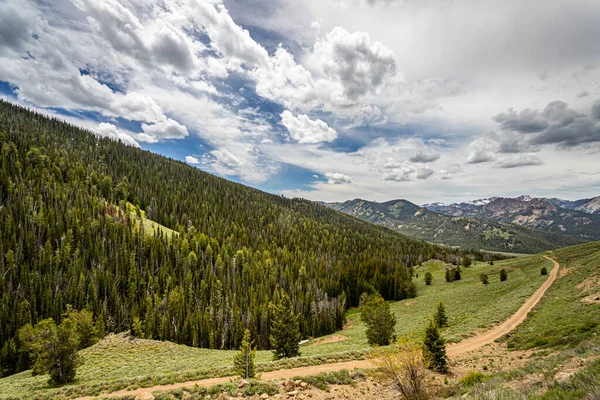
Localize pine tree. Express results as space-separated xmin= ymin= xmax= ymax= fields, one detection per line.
xmin=424 ymin=272 xmax=433 ymax=285
xmin=18 ymin=318 xmax=82 ymax=385
xmin=360 ymin=294 xmax=397 ymax=346
xmin=445 ymin=269 xmax=451 ymax=282
xmin=269 ymin=293 xmax=301 ymax=360
xmin=480 ymin=274 xmax=489 ymax=285
xmin=422 ymin=320 xmax=447 ymax=373
xmin=452 ymin=267 xmax=461 ymax=281
xmin=541 ymin=266 xmax=548 ymax=275
xmin=434 ymin=302 xmax=447 ymax=328
xmin=233 ymin=329 xmax=256 ymax=378
xmin=499 ymin=269 xmax=507 ymax=282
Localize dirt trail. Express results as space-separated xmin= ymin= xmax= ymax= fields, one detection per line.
xmin=446 ymin=255 xmax=558 ymax=356
xmin=76 ymin=256 xmax=559 ymax=400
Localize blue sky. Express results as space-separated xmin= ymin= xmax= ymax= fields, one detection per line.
xmin=1 ymin=0 xmax=600 ymax=203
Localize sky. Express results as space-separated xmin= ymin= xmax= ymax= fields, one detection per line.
xmin=1 ymin=0 xmax=600 ymax=204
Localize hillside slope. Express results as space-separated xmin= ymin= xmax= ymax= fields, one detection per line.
xmin=0 ymin=100 xmax=497 ymax=377
xmin=327 ymin=199 xmax=583 ymax=253
xmin=424 ymin=196 xmax=600 ymax=241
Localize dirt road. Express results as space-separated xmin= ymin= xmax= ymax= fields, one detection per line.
xmin=447 ymin=255 xmax=559 ymax=356
xmin=77 ymin=256 xmax=559 ymax=399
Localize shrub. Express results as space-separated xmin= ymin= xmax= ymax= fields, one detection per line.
xmin=460 ymin=371 xmax=486 ymax=387
xmin=374 ymin=342 xmax=428 ymax=400
xmin=480 ymin=274 xmax=489 ymax=285
xmin=541 ymin=266 xmax=548 ymax=275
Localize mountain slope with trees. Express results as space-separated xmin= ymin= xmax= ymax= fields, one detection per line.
xmin=0 ymin=100 xmax=496 ymax=376
xmin=327 ymin=199 xmax=583 ymax=253
xmin=424 ymin=196 xmax=600 ymax=241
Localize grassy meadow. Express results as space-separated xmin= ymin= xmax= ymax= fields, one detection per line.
xmin=0 ymin=244 xmax=590 ymax=399
xmin=456 ymin=241 xmax=600 ymax=399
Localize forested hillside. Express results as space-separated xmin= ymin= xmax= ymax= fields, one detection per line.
xmin=0 ymin=101 xmax=496 ymax=376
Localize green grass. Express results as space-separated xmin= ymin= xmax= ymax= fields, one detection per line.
xmin=0 ymin=246 xmax=581 ymax=399
xmin=506 ymin=241 xmax=600 ymax=350
xmin=122 ymin=201 xmax=177 ymax=239
xmin=300 ymin=254 xmax=550 ymax=358
xmin=458 ymin=241 xmax=600 ymax=399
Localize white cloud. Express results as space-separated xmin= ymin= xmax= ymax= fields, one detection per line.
xmin=185 ymin=155 xmax=200 ymax=164
xmin=307 ymin=26 xmax=397 ymax=98
xmin=325 ymin=172 xmax=352 ymax=184
xmin=94 ymin=122 xmax=140 ymax=147
xmin=141 ymin=118 xmax=189 ymax=140
xmin=280 ymin=110 xmax=338 ymax=144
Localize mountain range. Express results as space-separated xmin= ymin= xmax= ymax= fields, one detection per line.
xmin=327 ymin=195 xmax=599 ymax=253
xmin=424 ymin=195 xmax=600 ymax=241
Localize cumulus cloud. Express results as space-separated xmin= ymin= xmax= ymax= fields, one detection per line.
xmin=185 ymin=155 xmax=200 ymax=164
xmin=409 ymin=148 xmax=440 ymax=163
xmin=94 ymin=122 xmax=139 ymax=147
xmin=309 ymin=26 xmax=397 ymax=98
xmin=466 ymin=138 xmax=496 ymax=164
xmin=497 ymin=154 xmax=543 ymax=168
xmin=141 ymin=118 xmax=189 ymax=140
xmin=416 ymin=166 xmax=434 ymax=179
xmin=280 ymin=110 xmax=338 ymax=144
xmin=493 ymin=100 xmax=600 ymax=149
xmin=325 ymin=172 xmax=352 ymax=184
xmin=382 ymin=164 xmax=415 ymax=182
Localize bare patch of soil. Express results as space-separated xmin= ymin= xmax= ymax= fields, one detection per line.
xmin=577 ymin=275 xmax=599 ymax=292
xmin=306 ymin=335 xmax=348 ymax=347
xmin=581 ymin=292 xmax=600 ymax=304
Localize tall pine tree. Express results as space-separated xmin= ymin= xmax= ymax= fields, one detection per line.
xmin=269 ymin=293 xmax=301 ymax=359
xmin=233 ymin=329 xmax=256 ymax=379
xmin=434 ymin=302 xmax=447 ymax=328
xmin=360 ymin=294 xmax=397 ymax=346
xmin=422 ymin=320 xmax=447 ymax=373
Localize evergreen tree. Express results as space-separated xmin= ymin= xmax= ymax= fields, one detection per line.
xmin=269 ymin=293 xmax=301 ymax=359
xmin=541 ymin=267 xmax=548 ymax=276
xmin=422 ymin=320 xmax=447 ymax=373
xmin=18 ymin=318 xmax=81 ymax=385
xmin=360 ymin=294 xmax=397 ymax=346
xmin=462 ymin=257 xmax=472 ymax=268
xmin=445 ymin=269 xmax=451 ymax=283
xmin=434 ymin=302 xmax=447 ymax=328
xmin=480 ymin=274 xmax=489 ymax=285
xmin=452 ymin=267 xmax=461 ymax=281
xmin=499 ymin=269 xmax=507 ymax=282
xmin=233 ymin=329 xmax=256 ymax=379
xmin=64 ymin=306 xmax=98 ymax=349
xmin=424 ymin=272 xmax=433 ymax=285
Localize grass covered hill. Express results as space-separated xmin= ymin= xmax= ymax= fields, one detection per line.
xmin=327 ymin=199 xmax=584 ymax=253
xmin=5 ymin=238 xmax=597 ymax=399
xmin=0 ymin=100 xmax=496 ymax=377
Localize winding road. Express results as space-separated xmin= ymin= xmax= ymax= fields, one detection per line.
xmin=76 ymin=256 xmax=559 ymax=399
